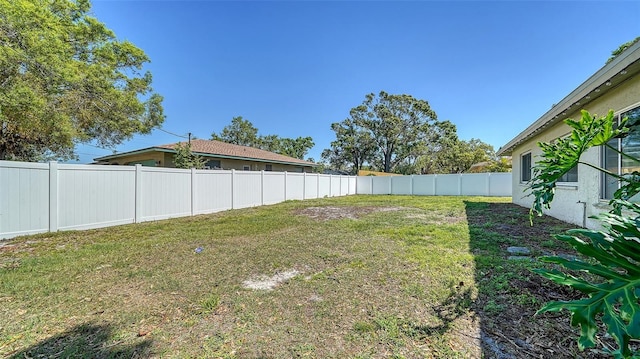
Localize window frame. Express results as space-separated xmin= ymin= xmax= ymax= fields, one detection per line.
xmin=520 ymin=152 xmax=532 ymax=183
xmin=600 ymin=102 xmax=640 ymax=200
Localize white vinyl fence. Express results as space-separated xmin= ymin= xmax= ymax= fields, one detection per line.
xmin=0 ymin=160 xmax=512 ymax=240
xmin=356 ymin=173 xmax=512 ymax=197
xmin=0 ymin=161 xmax=356 ymax=239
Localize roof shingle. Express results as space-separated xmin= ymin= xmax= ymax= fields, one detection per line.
xmin=158 ymin=139 xmax=315 ymax=166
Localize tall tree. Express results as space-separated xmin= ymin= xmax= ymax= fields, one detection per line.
xmin=0 ymin=0 xmax=164 ymax=161
xmin=277 ymin=136 xmax=314 ymax=160
xmin=419 ymin=138 xmax=496 ymax=174
xmin=211 ymin=116 xmax=260 ymax=147
xmin=326 ymin=91 xmax=453 ymax=173
xmin=321 ymin=118 xmax=376 ymax=175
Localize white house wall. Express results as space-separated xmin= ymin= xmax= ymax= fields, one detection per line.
xmin=510 ymin=76 xmax=640 ymax=229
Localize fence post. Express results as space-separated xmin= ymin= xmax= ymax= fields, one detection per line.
xmin=433 ymin=174 xmax=437 ymax=195
xmin=49 ymin=161 xmax=58 ymax=233
xmin=134 ymin=164 xmax=142 ymax=223
xmin=389 ymin=176 xmax=392 ymax=195
xmin=303 ymin=172 xmax=306 ymax=200
xmin=284 ymin=171 xmax=287 ymax=201
xmin=487 ymin=173 xmax=491 ymax=196
xmin=231 ymin=169 xmax=236 ymax=209
xmin=261 ymin=170 xmax=265 ymax=205
xmin=191 ymin=168 xmax=196 ymax=215
xmin=339 ymin=175 xmax=342 ymax=196
xmin=410 ymin=175 xmax=414 ymax=195
xmin=317 ymin=173 xmax=320 ymax=198
xmin=458 ymin=173 xmax=463 ymax=195
xmin=370 ymin=176 xmax=373 ymax=195
xmin=329 ymin=175 xmax=332 ymax=197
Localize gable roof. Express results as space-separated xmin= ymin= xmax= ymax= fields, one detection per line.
xmin=95 ymin=139 xmax=317 ymax=167
xmin=497 ymin=40 xmax=640 ymax=156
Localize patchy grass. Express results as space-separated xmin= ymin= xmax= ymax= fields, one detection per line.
xmin=0 ymin=195 xmax=588 ymax=358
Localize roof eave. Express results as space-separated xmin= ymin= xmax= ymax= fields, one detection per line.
xmin=497 ymin=41 xmax=640 ymax=156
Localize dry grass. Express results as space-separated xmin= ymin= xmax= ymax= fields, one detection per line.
xmin=0 ymin=195 xmax=583 ymax=358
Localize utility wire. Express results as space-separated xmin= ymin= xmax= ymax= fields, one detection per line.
xmin=157 ymin=127 xmax=189 ymax=139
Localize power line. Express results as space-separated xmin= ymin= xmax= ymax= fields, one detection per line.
xmin=157 ymin=127 xmax=189 ymax=139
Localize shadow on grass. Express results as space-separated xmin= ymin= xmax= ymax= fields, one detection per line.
xmin=463 ymin=200 xmax=582 ymax=359
xmin=8 ymin=322 xmax=152 ymax=359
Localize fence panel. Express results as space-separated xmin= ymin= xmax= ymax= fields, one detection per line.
xmin=0 ymin=161 xmax=49 ymax=238
xmin=372 ymin=177 xmax=391 ymax=195
xmin=233 ymin=171 xmax=262 ymax=209
xmin=58 ymin=164 xmax=136 ymax=230
xmin=263 ymin=172 xmax=285 ymax=205
xmin=304 ymin=174 xmax=319 ymax=199
xmin=460 ymin=173 xmax=489 ymax=196
xmin=391 ymin=176 xmax=412 ymax=195
xmin=286 ymin=173 xmax=305 ymax=200
xmin=356 ymin=176 xmax=372 ymax=194
xmin=139 ymin=167 xmax=192 ymax=221
xmin=194 ymin=170 xmax=233 ymax=214
xmin=434 ymin=174 xmax=460 ymax=196
xmin=412 ymin=175 xmax=435 ymax=195
xmin=318 ymin=175 xmax=331 ymax=197
xmin=489 ymin=173 xmax=512 ymax=197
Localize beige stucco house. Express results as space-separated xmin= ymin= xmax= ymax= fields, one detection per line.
xmin=94 ymin=139 xmax=317 ymax=173
xmin=497 ymin=41 xmax=640 ymax=229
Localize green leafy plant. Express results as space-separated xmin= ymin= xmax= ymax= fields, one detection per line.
xmin=174 ymin=141 xmax=206 ymax=169
xmin=528 ymin=110 xmax=640 ymax=358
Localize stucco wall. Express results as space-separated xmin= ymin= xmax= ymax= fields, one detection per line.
xmin=511 ymin=75 xmax=640 ymax=228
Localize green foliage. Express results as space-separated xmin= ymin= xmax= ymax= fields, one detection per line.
xmin=321 ymin=118 xmax=376 ymax=175
xmin=324 ymin=91 xmax=461 ymax=174
xmin=211 ymin=116 xmax=314 ymax=160
xmin=528 ymin=109 xmax=640 ymax=357
xmin=607 ymin=37 xmax=640 ymax=64
xmin=211 ymin=116 xmax=260 ymax=147
xmin=0 ymin=0 xmax=164 ymax=161
xmin=417 ymin=137 xmax=497 ymax=174
xmin=173 ymin=142 xmax=206 ymax=169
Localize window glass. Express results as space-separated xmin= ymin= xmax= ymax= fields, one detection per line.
xmin=521 ymin=153 xmax=532 ymax=182
xmin=602 ymin=105 xmax=640 ymax=199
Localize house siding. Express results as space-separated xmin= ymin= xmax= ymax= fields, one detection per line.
xmin=511 ymin=74 xmax=640 ymax=228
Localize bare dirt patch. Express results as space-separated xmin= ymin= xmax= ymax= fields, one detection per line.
xmin=296 ymin=206 xmax=404 ymax=221
xmin=242 ymin=269 xmax=300 ymax=291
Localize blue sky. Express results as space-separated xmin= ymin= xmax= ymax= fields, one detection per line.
xmin=77 ymin=0 xmax=640 ymax=163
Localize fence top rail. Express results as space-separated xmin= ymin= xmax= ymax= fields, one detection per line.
xmin=0 ymin=160 xmax=50 ymax=170
xmin=59 ymin=163 xmax=136 ymax=172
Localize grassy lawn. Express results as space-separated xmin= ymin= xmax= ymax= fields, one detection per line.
xmin=1 ymin=195 xmax=588 ymax=358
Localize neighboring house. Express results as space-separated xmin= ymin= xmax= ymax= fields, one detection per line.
xmin=497 ymin=41 xmax=640 ymax=229
xmin=94 ymin=139 xmax=317 ymax=173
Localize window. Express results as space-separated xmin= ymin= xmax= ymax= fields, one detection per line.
xmin=602 ymin=105 xmax=640 ymax=199
xmin=521 ymin=152 xmax=532 ymax=182
xmin=243 ymin=165 xmax=250 ymax=171
xmin=552 ymin=136 xmax=578 ymax=183
xmin=558 ymin=166 xmax=578 ymax=182
xmin=265 ymin=164 xmax=273 ymax=171
xmin=206 ymin=160 xmax=221 ymax=169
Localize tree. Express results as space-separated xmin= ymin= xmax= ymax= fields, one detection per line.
xmin=277 ymin=136 xmax=314 ymax=160
xmin=211 ymin=117 xmax=314 ymax=160
xmin=321 ymin=118 xmax=376 ymax=174
xmin=351 ymin=91 xmax=442 ymax=173
xmin=173 ymin=141 xmax=206 ymax=169
xmin=211 ymin=116 xmax=260 ymax=147
xmin=418 ymin=137 xmax=496 ymax=174
xmin=529 ymin=110 xmax=640 ymax=358
xmin=0 ymin=0 xmax=164 ymax=161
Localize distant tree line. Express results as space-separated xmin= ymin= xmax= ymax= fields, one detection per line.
xmin=211 ymin=116 xmax=314 ymax=160
xmin=321 ymin=91 xmax=510 ymax=175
